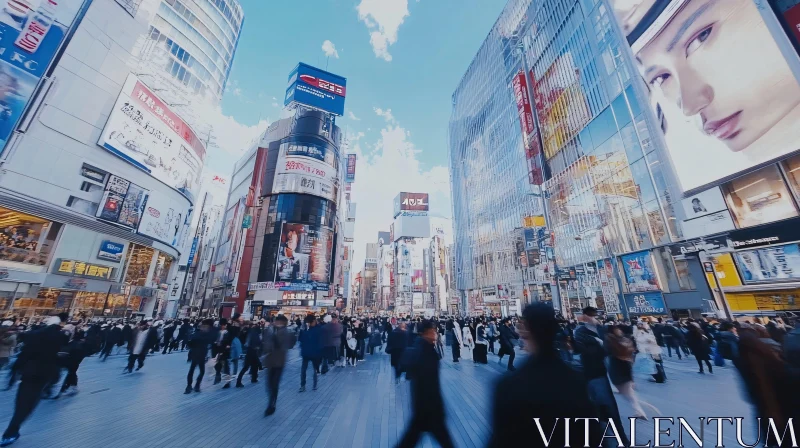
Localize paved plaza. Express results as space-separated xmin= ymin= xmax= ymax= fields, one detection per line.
xmin=0 ymin=347 xmax=753 ymax=448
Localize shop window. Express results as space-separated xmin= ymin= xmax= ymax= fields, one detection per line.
xmin=0 ymin=208 xmax=61 ymax=268
xmin=672 ymin=259 xmax=697 ymax=291
xmin=734 ymin=243 xmax=800 ymax=283
xmin=123 ymin=244 xmax=156 ymax=286
xmin=780 ymin=154 xmax=800 ymax=203
xmin=722 ymin=165 xmax=798 ymax=228
xmin=151 ymin=252 xmax=174 ymax=289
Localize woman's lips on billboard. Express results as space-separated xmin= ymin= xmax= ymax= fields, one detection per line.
xmin=702 ymin=111 xmax=743 ymax=140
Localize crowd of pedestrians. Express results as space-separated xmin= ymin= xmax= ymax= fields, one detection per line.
xmin=1 ymin=307 xmax=800 ymax=447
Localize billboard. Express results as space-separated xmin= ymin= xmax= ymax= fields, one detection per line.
xmin=284 ymin=63 xmax=347 ymax=116
xmin=393 ymin=192 xmax=429 ymax=217
xmin=345 ymin=153 xmax=356 ymax=183
xmin=0 ymin=0 xmax=85 ymax=154
xmin=96 ymin=174 xmax=147 ymax=229
xmin=620 ymin=251 xmax=661 ymax=292
xmin=680 ymin=186 xmax=735 ymax=238
xmin=272 ymin=151 xmax=339 ymax=203
xmin=137 ymin=193 xmax=191 ymax=247
xmin=608 ymin=0 xmax=800 ymax=192
xmin=98 ymin=74 xmax=206 ymax=197
xmin=285 ymin=140 xmax=337 ymax=167
xmin=393 ymin=214 xmax=431 ymax=239
xmin=275 ymin=222 xmax=333 ymax=290
xmin=735 ymin=243 xmax=800 ymax=283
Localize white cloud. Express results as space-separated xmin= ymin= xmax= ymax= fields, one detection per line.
xmin=190 ymin=101 xmax=269 ymax=184
xmin=348 ymin=114 xmax=451 ymax=273
xmin=357 ymin=0 xmax=409 ymax=61
xmin=348 ymin=111 xmax=361 ymax=121
xmin=272 ymin=102 xmax=279 ymax=108
xmin=373 ymin=107 xmax=395 ymax=123
xmin=322 ymin=40 xmax=339 ymax=59
xmin=232 ymin=87 xmax=242 ymax=97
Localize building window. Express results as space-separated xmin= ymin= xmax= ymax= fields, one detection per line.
xmin=722 ymin=165 xmax=798 ymax=228
xmin=673 ymin=259 xmax=696 ymax=291
xmin=114 ymin=0 xmax=143 ymax=16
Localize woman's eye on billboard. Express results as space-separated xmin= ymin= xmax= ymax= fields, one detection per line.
xmin=610 ymin=0 xmax=800 ymax=192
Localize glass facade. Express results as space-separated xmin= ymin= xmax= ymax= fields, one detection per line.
xmin=451 ymin=0 xmax=800 ymax=319
xmin=448 ymin=0 xmax=543 ymax=311
xmin=143 ymin=0 xmax=243 ymax=101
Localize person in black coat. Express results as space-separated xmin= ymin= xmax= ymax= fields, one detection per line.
xmin=497 ymin=318 xmax=519 ymax=371
xmin=1 ymin=316 xmax=67 ymax=446
xmin=686 ymin=323 xmax=713 ymax=374
xmin=386 ymin=321 xmax=408 ymax=383
xmin=185 ymin=319 xmax=215 ymax=394
xmin=178 ymin=319 xmax=192 ymax=351
xmin=573 ymin=307 xmax=629 ymax=447
xmin=488 ymin=304 xmax=603 ymax=447
xmin=121 ymin=322 xmax=133 ymax=351
xmin=396 ymin=320 xmax=455 ymax=448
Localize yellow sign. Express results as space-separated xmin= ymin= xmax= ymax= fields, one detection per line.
xmin=522 ymin=216 xmax=546 ymax=227
xmin=56 ymin=259 xmax=112 ymax=280
xmin=704 ymin=253 xmax=742 ymax=288
xmin=726 ymin=290 xmax=800 ymax=312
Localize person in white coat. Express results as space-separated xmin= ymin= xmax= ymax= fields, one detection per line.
xmin=633 ymin=322 xmax=666 ymax=383
xmin=462 ymin=325 xmax=475 ymax=361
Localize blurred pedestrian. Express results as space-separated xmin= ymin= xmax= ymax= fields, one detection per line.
xmin=261 ymin=315 xmax=296 ymax=417
xmin=123 ymin=320 xmax=157 ymax=374
xmin=474 ymin=319 xmax=488 ymax=364
xmin=386 ymin=321 xmax=408 ymax=383
xmin=607 ymin=326 xmax=659 ymax=418
xmin=185 ymin=319 xmax=214 ymax=394
xmin=497 ymin=318 xmax=519 ymax=371
xmin=686 ymin=323 xmax=713 ymax=374
xmin=298 ymin=315 xmax=322 ymax=392
xmin=396 ymin=320 xmax=455 ymax=448
xmin=1 ymin=316 xmax=66 ymax=446
xmin=488 ymin=303 xmax=603 ymax=447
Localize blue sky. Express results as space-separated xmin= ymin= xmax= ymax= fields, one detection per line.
xmin=211 ymin=0 xmax=505 ymax=267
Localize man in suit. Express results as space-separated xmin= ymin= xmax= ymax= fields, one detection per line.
xmin=123 ymin=320 xmax=158 ymax=374
xmin=497 ymin=318 xmax=519 ymax=371
xmin=396 ymin=320 xmax=455 ymax=448
xmin=386 ymin=321 xmax=408 ymax=383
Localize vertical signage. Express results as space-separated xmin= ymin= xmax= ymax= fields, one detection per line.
xmin=345 ymin=153 xmax=356 ymax=183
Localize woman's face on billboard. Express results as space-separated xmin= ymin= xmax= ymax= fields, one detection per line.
xmin=637 ymin=0 xmax=800 ymax=152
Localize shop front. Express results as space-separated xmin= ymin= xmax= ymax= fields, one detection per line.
xmin=707 ymin=219 xmax=800 ymax=318
xmin=19 ymin=273 xmax=124 ymax=320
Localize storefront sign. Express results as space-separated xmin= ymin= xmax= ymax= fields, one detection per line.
xmin=55 ymin=259 xmax=113 ymax=280
xmin=624 ymin=292 xmax=667 ymax=315
xmin=317 ymin=299 xmax=334 ymax=306
xmin=729 ymin=217 xmax=800 ymax=249
xmin=97 ymin=240 xmax=125 ymax=262
xmin=242 ymin=215 xmax=253 ymax=229
xmin=669 ymin=236 xmax=729 ymax=257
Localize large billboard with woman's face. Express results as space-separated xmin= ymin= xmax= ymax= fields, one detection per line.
xmin=610 ymin=0 xmax=800 ymax=192
xmin=275 ymin=222 xmax=333 ymax=290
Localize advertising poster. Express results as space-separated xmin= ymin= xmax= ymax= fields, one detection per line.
xmin=680 ymin=186 xmax=736 ymax=238
xmin=97 ymin=240 xmax=125 ymax=263
xmin=0 ymin=0 xmax=84 ymax=155
xmin=735 ymin=243 xmax=800 ymax=282
xmin=624 ymin=291 xmax=668 ymax=315
xmin=137 ymin=193 xmax=190 ymax=247
xmin=276 ymin=222 xmax=333 ymax=290
xmin=395 ymin=192 xmax=429 ymax=214
xmin=345 ymin=153 xmax=356 ymax=182
xmin=96 ymin=174 xmax=147 ymax=229
xmin=608 ymin=0 xmax=800 ymax=192
xmin=284 ymin=63 xmax=347 ymax=116
xmin=98 ymin=74 xmax=206 ymax=197
xmin=273 ymin=151 xmax=339 ymax=203
xmin=620 ymin=251 xmax=661 ymax=292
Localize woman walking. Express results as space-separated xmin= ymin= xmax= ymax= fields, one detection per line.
xmin=686 ymin=323 xmax=713 ymax=374
xmin=633 ymin=322 xmax=666 ymax=383
xmin=474 ymin=319 xmax=488 ymax=364
xmin=345 ymin=329 xmax=358 ymax=367
xmin=461 ymin=323 xmax=475 ymax=361
xmin=606 ymin=326 xmax=659 ymax=418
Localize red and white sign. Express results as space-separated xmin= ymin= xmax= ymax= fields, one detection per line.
xmin=98 ymin=74 xmax=206 ymax=196
xmin=513 ymin=71 xmax=535 ymax=135
xmin=14 ymin=0 xmax=58 ymax=53
xmin=300 ymin=74 xmax=346 ymax=97
xmin=272 ymin=153 xmax=339 ymax=203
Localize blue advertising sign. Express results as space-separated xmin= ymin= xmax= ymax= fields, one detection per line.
xmin=186 ymin=237 xmax=198 ymax=269
xmin=523 ymin=228 xmax=538 ymax=265
xmin=624 ymin=292 xmax=668 ymax=315
xmin=97 ymin=240 xmax=125 ymax=262
xmin=0 ymin=0 xmax=86 ymax=154
xmin=620 ymin=251 xmax=661 ymax=292
xmin=284 ymin=63 xmax=346 ymax=116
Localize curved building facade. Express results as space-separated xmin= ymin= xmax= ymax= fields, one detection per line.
xmin=214 ymin=110 xmax=343 ymax=317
